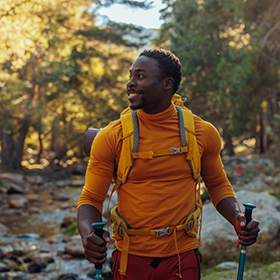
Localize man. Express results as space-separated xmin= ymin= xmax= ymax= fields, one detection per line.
xmin=77 ymin=48 xmax=259 ymax=280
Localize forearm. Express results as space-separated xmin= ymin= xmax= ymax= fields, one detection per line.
xmin=215 ymin=197 xmax=241 ymax=225
xmin=77 ymin=204 xmax=103 ymax=244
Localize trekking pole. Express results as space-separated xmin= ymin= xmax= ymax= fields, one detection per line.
xmin=92 ymin=222 xmax=106 ymax=280
xmin=237 ymin=203 xmax=256 ymax=280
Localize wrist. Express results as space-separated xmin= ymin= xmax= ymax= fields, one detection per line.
xmin=233 ymin=215 xmax=239 ymax=234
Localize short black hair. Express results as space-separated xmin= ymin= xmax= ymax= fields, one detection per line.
xmin=138 ymin=48 xmax=182 ymax=94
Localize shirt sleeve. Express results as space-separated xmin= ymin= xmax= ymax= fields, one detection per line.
xmin=77 ymin=121 xmax=122 ymax=213
xmin=195 ymin=118 xmax=236 ymax=207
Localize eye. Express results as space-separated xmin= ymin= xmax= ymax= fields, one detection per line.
xmin=138 ymin=74 xmax=145 ymax=79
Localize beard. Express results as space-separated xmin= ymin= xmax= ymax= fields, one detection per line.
xmin=129 ymin=97 xmax=146 ymax=110
xmin=128 ymin=90 xmax=146 ymax=110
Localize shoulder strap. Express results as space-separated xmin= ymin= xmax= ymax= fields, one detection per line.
xmin=115 ymin=109 xmax=138 ymax=186
xmin=116 ymin=102 xmax=202 ymax=185
xmin=178 ymin=106 xmax=202 ymax=183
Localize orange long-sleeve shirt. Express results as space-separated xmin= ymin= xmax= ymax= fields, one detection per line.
xmin=78 ymin=103 xmax=236 ymax=257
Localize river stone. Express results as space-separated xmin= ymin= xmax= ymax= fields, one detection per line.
xmin=7 ymin=194 xmax=28 ymax=208
xmin=0 ymin=262 xmax=10 ymax=272
xmin=51 ymin=193 xmax=69 ymax=201
xmin=0 ymin=223 xmax=8 ymax=233
xmin=7 ymin=183 xmax=27 ymax=194
xmin=55 ymin=180 xmax=72 ymax=188
xmin=0 ymin=187 xmax=7 ymax=194
xmin=216 ymin=261 xmax=239 ymax=270
xmin=199 ymin=190 xmax=280 ymax=263
xmin=69 ymin=180 xmax=85 ymax=188
xmin=28 ymin=206 xmax=40 ymax=214
xmin=0 ymin=271 xmax=30 ymax=280
xmin=64 ymin=239 xmax=84 ymax=257
xmin=27 ymin=262 xmax=45 ymax=273
xmin=61 ymin=216 xmax=77 ymax=228
xmin=58 ymin=273 xmax=78 ymax=280
xmin=59 ymin=202 xmax=73 ymax=210
xmin=26 ymin=194 xmax=43 ymax=203
xmin=0 ymin=173 xmax=25 ymax=185
xmin=32 ymin=252 xmax=54 ymax=265
xmin=264 ymin=175 xmax=280 ymax=187
xmin=25 ymin=175 xmax=43 ymax=185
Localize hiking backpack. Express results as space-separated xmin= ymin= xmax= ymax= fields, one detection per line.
xmin=83 ymin=94 xmax=204 ymax=275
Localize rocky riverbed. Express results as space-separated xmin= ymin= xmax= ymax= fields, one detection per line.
xmin=1 ymin=155 xmax=280 ymax=280
xmin=0 ymin=172 xmax=116 ymax=280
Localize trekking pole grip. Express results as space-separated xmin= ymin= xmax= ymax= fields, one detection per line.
xmin=244 ymin=203 xmax=256 ymax=225
xmin=92 ymin=222 xmax=106 ymax=270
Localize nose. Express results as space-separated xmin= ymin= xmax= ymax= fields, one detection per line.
xmin=126 ymin=76 xmax=136 ymax=88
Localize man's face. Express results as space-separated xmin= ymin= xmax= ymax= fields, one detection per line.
xmin=126 ymin=56 xmax=171 ymax=114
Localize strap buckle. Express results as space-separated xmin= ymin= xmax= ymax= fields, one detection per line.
xmin=169 ymin=147 xmax=182 ymax=155
xmin=118 ymin=226 xmax=125 ymax=237
xmin=115 ymin=176 xmax=122 ymax=186
xmin=155 ymin=227 xmax=170 ymax=237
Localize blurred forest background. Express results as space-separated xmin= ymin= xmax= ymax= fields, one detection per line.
xmin=0 ymin=0 xmax=279 ymax=172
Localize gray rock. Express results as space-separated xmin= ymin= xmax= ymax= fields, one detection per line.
xmin=199 ymin=190 xmax=280 ymax=262
xmin=0 ymin=271 xmax=30 ymax=280
xmin=7 ymin=183 xmax=27 ymax=194
xmin=55 ymin=180 xmax=72 ymax=188
xmin=216 ymin=261 xmax=239 ymax=270
xmin=31 ymin=252 xmax=55 ymax=265
xmin=25 ymin=175 xmax=43 ymax=185
xmin=69 ymin=180 xmax=85 ymax=188
xmin=0 ymin=262 xmax=10 ymax=272
xmin=0 ymin=173 xmax=25 ymax=185
xmin=64 ymin=237 xmax=84 ymax=257
xmin=0 ymin=223 xmax=8 ymax=233
xmin=27 ymin=194 xmax=43 ymax=203
xmin=242 ymin=181 xmax=271 ymax=192
xmin=51 ymin=193 xmax=69 ymax=201
xmin=7 ymin=194 xmax=28 ymax=208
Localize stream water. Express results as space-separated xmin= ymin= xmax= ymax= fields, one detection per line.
xmin=0 ymin=184 xmax=113 ymax=280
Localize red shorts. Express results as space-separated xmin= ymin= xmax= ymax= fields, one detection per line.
xmin=112 ymin=249 xmax=202 ymax=280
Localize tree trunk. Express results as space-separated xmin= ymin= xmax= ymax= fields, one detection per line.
xmin=258 ymin=110 xmax=265 ymax=154
xmin=36 ymin=120 xmax=43 ymax=164
xmin=0 ymin=129 xmax=26 ymax=169
xmin=223 ymin=130 xmax=235 ymax=156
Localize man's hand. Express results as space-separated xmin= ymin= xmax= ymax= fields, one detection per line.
xmin=83 ymin=229 xmax=111 ymax=265
xmin=234 ymin=213 xmax=260 ymax=246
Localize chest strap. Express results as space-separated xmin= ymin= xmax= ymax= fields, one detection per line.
xmin=132 ymin=146 xmax=189 ymax=159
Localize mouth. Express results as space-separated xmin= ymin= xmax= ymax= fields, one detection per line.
xmin=127 ymin=90 xmax=143 ymax=97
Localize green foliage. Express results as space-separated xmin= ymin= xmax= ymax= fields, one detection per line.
xmin=0 ymin=0 xmax=147 ymax=169
xmin=64 ymin=222 xmax=78 ymax=236
xmin=247 ymin=251 xmax=279 ymax=264
xmin=9 ymin=263 xmax=26 ymax=272
xmin=158 ymin=0 xmax=280 ymax=156
xmin=270 ymin=188 xmax=280 ymax=201
xmin=201 ymin=262 xmax=280 ymax=280
xmin=271 ymin=114 xmax=280 ymax=164
xmin=201 ymin=187 xmax=210 ymax=203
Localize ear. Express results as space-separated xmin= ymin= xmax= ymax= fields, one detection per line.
xmin=163 ymin=77 xmax=175 ymax=91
